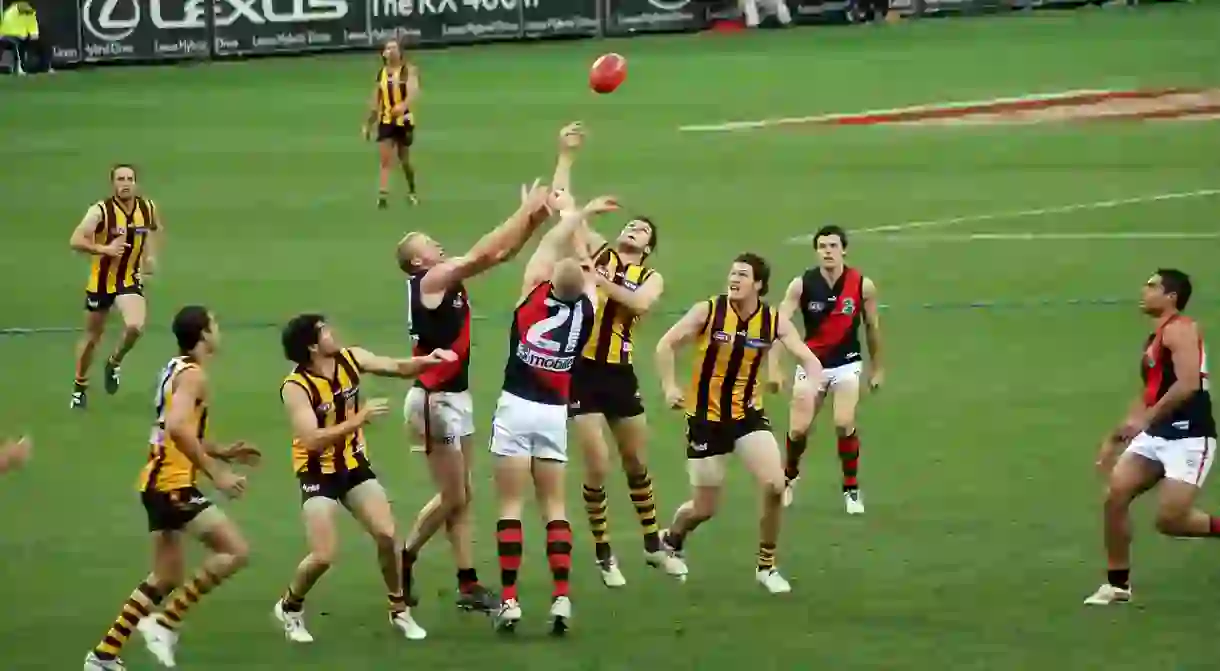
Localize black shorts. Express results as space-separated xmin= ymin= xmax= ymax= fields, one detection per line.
xmin=377 ymin=122 xmax=414 ymax=147
xmin=84 ymin=285 xmax=143 ymax=313
xmin=141 ymin=486 xmax=214 ymax=532
xmin=685 ymin=410 xmax=771 ymax=459
xmin=297 ymin=462 xmax=379 ymax=504
xmin=569 ymin=359 xmax=644 ymax=420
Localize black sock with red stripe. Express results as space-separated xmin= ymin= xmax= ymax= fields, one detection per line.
xmin=837 ymin=429 xmax=860 ymax=491
xmin=496 ymin=519 xmax=523 ymax=602
xmin=545 ymin=520 xmax=573 ymax=599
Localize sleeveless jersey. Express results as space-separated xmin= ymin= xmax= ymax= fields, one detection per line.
xmin=282 ymin=348 xmax=367 ymax=475
xmin=685 ymin=295 xmax=779 ymax=422
xmin=800 ymin=266 xmax=864 ymax=368
xmin=138 ymin=356 xmax=207 ymax=492
xmin=1142 ymin=315 xmax=1215 ymax=440
xmin=377 ymin=65 xmax=413 ymax=127
xmin=581 ymin=245 xmax=655 ymax=367
xmin=406 ymin=270 xmax=471 ymax=393
xmin=87 ymin=196 xmax=156 ymax=294
xmin=503 ymin=281 xmax=595 ymax=406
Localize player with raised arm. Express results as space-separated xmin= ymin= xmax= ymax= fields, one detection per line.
xmin=654 ymin=253 xmax=824 ymax=594
xmin=778 ymin=225 xmax=883 ymax=514
xmin=1086 ymin=269 xmax=1216 ymax=606
xmin=84 ymin=306 xmax=259 ymax=671
xmin=489 ymin=192 xmax=617 ymax=635
xmin=272 ymin=315 xmax=454 ymax=644
xmin=68 ymin=164 xmax=164 ymax=409
xmin=396 ymin=165 xmax=558 ymax=614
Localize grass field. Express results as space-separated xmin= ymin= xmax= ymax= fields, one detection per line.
xmin=3 ymin=4 xmax=1220 ymax=670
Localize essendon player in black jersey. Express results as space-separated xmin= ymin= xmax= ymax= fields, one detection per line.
xmin=1086 ymin=269 xmax=1216 ymax=606
xmin=395 ymin=174 xmax=557 ymax=614
xmin=489 ymin=192 xmax=615 ymax=636
xmin=778 ymin=225 xmax=883 ymax=514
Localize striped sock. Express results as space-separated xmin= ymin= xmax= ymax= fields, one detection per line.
xmin=93 ymin=580 xmax=165 ymax=659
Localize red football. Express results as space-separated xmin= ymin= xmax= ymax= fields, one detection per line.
xmin=589 ymin=53 xmax=627 ymax=94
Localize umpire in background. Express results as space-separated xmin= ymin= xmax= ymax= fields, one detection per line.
xmin=1 ymin=2 xmax=52 ymax=75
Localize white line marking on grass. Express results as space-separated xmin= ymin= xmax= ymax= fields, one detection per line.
xmin=870 ymin=231 xmax=1220 ymax=242
xmin=785 ymin=189 xmax=1220 ymax=244
xmin=678 ymin=90 xmax=1114 ymax=132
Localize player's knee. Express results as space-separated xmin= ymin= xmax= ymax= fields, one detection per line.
xmin=691 ymin=498 xmax=718 ymax=521
xmin=1103 ymin=483 xmax=1136 ymax=511
xmin=1153 ymin=507 xmax=1191 ymax=536
xmin=787 ymin=428 xmax=808 ymax=443
xmin=583 ymin=458 xmax=610 ymax=487
xmin=440 ymin=486 xmax=469 ymax=515
xmin=123 ymin=322 xmax=145 ymax=340
xmin=370 ymin=526 xmax=397 ymax=552
xmin=619 ymin=450 xmax=647 ymax=477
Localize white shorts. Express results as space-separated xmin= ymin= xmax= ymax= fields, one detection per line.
xmin=795 ymin=361 xmax=863 ymax=393
xmin=403 ymin=388 xmax=474 ymax=449
xmin=1125 ymin=433 xmax=1216 ymax=487
xmin=488 ymin=391 xmax=569 ymax=462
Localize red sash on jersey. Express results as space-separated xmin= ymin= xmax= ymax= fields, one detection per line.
xmin=414 ymin=292 xmax=472 ymax=390
xmin=805 ymin=267 xmax=863 ymax=359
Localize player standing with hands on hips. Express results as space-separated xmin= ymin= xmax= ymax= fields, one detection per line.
xmin=777 ymin=225 xmax=884 ymax=514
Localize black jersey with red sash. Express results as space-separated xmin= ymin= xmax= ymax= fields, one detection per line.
xmin=800 ymin=266 xmax=865 ymax=368
xmin=1142 ymin=315 xmax=1215 ymax=440
xmin=407 ymin=270 xmax=471 ymax=393
xmin=503 ymin=281 xmax=595 ymax=406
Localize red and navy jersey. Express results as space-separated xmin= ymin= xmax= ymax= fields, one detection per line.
xmin=1141 ymin=315 xmax=1215 ymax=440
xmin=502 ymin=281 xmax=595 ymax=406
xmin=407 ymin=270 xmax=471 ymax=393
xmin=799 ymin=267 xmax=865 ymax=368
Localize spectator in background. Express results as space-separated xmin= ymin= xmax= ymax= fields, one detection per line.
xmin=741 ymin=0 xmax=792 ymax=28
xmin=1 ymin=2 xmax=53 ymax=75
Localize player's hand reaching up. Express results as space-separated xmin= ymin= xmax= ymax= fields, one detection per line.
xmin=549 ymin=188 xmax=576 ymax=214
xmin=582 ymin=196 xmax=619 ymax=216
xmin=358 ymin=398 xmax=391 ymax=426
xmin=558 ymin=121 xmax=584 ymax=154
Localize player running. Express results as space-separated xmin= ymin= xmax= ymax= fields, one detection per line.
xmin=68 ymin=164 xmax=163 ymax=409
xmin=83 ymin=306 xmax=258 ymax=671
xmin=655 ymin=253 xmax=824 ymax=594
xmin=1086 ymin=269 xmax=1215 ymax=606
xmin=396 ymin=163 xmax=559 ymax=613
xmin=489 ymin=191 xmax=617 ymax=635
xmin=778 ymin=225 xmax=884 ymax=514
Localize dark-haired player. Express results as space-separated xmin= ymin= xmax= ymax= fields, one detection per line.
xmin=569 ymin=200 xmax=684 ymax=585
xmin=364 ymin=39 xmax=419 ymax=208
xmin=1086 ymin=269 xmax=1215 ymax=605
xmin=489 ymin=192 xmax=616 ymax=635
xmin=778 ymin=225 xmax=883 ymax=514
xmin=84 ymin=306 xmax=259 ymax=671
xmin=655 ymin=253 xmax=823 ymax=594
xmin=396 ymin=127 xmax=573 ymax=614
xmin=272 ymin=314 xmax=454 ymax=643
xmin=68 ymin=164 xmax=163 ymax=409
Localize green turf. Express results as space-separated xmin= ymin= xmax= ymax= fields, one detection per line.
xmin=2 ymin=4 xmax=1220 ymax=670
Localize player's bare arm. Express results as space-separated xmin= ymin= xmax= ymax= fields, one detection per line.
xmin=363 ymin=86 xmax=381 ymax=139
xmin=862 ymin=277 xmax=884 ymax=389
xmin=282 ymin=382 xmax=388 ymax=454
xmin=418 ymin=182 xmax=552 ymax=297
xmin=550 ymin=121 xmax=583 ymax=199
xmin=768 ymin=277 xmax=804 ymax=389
xmin=167 ymin=368 xmax=243 ymax=497
xmin=348 ymin=346 xmax=457 ymax=378
xmin=69 ymin=205 xmax=125 ymax=258
xmin=404 ymin=62 xmax=420 ymax=101
xmin=144 ymin=200 xmax=163 ymax=276
xmin=519 ymin=195 xmax=617 ymax=301
xmin=776 ymin=315 xmax=824 ymax=382
xmin=655 ymin=300 xmax=713 ymax=409
xmin=593 ymin=271 xmax=664 ymax=315
xmin=205 ymin=440 xmax=262 ymax=466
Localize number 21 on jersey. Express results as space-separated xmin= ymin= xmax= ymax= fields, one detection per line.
xmin=526 ymin=298 xmax=584 ymax=354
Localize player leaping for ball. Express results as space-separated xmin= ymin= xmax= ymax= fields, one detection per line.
xmin=1087 ymin=269 xmax=1215 ymax=605
xmin=396 ymin=142 xmax=565 ymax=613
xmin=489 ymin=191 xmax=618 ymax=635
xmin=655 ymin=253 xmax=824 ymax=593
xmin=778 ymin=225 xmax=883 ymax=514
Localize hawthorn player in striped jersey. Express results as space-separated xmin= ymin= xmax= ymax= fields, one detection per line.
xmin=84 ymin=306 xmax=259 ymax=671
xmin=1087 ymin=269 xmax=1216 ymax=606
xmin=395 ymin=171 xmax=555 ymax=614
xmin=68 ymin=164 xmax=163 ymax=410
xmin=777 ymin=225 xmax=884 ymax=514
